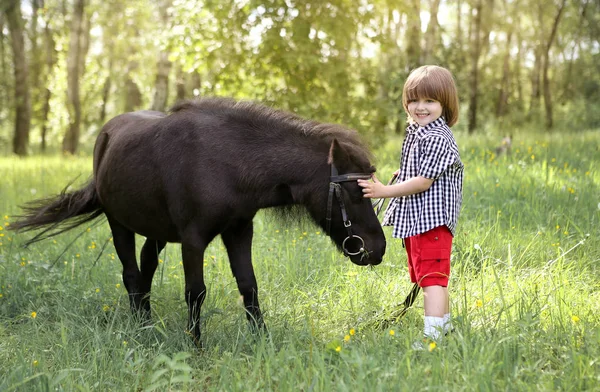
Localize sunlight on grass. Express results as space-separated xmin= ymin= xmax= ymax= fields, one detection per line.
xmin=0 ymin=130 xmax=598 ymax=390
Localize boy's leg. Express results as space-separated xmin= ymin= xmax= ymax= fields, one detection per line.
xmin=413 ymin=226 xmax=453 ymax=340
xmin=423 ymin=285 xmax=447 ymax=340
xmin=423 ymin=285 xmax=447 ymax=317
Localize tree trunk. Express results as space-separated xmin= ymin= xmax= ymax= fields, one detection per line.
xmin=395 ymin=2 xmax=421 ymax=134
xmin=496 ymin=31 xmax=512 ymax=118
xmin=151 ymin=53 xmax=172 ymax=111
xmin=563 ymin=2 xmax=588 ymax=100
xmin=456 ymin=0 xmax=462 ymax=50
xmin=468 ymin=0 xmax=482 ymax=133
xmin=6 ymin=0 xmax=31 ymax=156
xmin=124 ymin=61 xmax=142 ymax=112
xmin=63 ymin=0 xmax=86 ymax=154
xmin=423 ymin=0 xmax=441 ymax=64
xmin=99 ymin=61 xmax=112 ymax=124
xmin=40 ymin=20 xmax=57 ymax=153
xmin=479 ymin=0 xmax=496 ymax=60
xmin=405 ymin=0 xmax=421 ymax=71
xmin=176 ymin=64 xmax=186 ymax=102
xmin=151 ymin=1 xmax=173 ymax=112
xmin=527 ymin=3 xmax=544 ymax=121
xmin=0 ymin=15 xmax=6 ymax=120
xmin=528 ymin=46 xmax=542 ymax=119
xmin=542 ymin=0 xmax=567 ymax=130
xmin=29 ymin=0 xmax=42 ymax=112
xmin=514 ymin=33 xmax=524 ymax=112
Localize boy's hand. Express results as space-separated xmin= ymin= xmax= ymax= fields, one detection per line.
xmin=357 ymin=174 xmax=386 ymax=199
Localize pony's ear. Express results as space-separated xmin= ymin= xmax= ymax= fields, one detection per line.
xmin=327 ymin=138 xmax=350 ymax=168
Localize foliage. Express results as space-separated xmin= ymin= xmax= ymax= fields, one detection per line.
xmin=0 ymin=130 xmax=598 ymax=390
xmin=1 ymin=0 xmax=599 ymax=155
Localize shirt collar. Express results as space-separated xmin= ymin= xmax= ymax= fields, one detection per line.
xmin=414 ymin=116 xmax=447 ymax=137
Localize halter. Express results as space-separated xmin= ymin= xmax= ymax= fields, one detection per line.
xmin=326 ymin=163 xmax=373 ymax=258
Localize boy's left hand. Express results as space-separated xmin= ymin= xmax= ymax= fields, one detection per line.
xmin=357 ymin=175 xmax=385 ymax=198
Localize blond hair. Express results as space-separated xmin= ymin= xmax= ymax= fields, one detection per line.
xmin=402 ymin=65 xmax=459 ymax=127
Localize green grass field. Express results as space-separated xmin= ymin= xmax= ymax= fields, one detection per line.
xmin=1 ymin=130 xmax=599 ymax=391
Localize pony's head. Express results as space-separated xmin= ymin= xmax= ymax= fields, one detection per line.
xmin=319 ymin=139 xmax=386 ymax=265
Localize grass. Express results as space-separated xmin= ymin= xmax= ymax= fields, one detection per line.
xmin=0 ymin=130 xmax=599 ymax=391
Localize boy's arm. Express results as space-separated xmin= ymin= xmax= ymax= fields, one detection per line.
xmin=357 ymin=175 xmax=433 ymax=199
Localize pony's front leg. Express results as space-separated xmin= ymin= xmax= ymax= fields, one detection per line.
xmin=181 ymin=242 xmax=207 ymax=345
xmin=221 ymin=219 xmax=265 ymax=332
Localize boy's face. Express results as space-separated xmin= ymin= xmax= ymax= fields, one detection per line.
xmin=407 ymin=98 xmax=443 ymax=127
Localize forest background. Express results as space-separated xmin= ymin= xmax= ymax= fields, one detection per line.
xmin=1 ymin=0 xmax=599 ymax=156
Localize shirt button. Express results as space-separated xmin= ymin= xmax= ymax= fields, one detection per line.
xmin=434 ymin=237 xmax=438 ymax=240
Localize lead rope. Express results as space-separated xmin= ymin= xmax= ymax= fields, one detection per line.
xmin=367 ymin=172 xmax=423 ymax=329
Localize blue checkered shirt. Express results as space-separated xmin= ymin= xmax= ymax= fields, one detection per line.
xmin=382 ymin=117 xmax=463 ymax=238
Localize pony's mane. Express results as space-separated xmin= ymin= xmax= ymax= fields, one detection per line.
xmin=170 ymin=97 xmax=373 ymax=170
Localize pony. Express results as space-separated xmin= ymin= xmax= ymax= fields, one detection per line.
xmin=11 ymin=97 xmax=386 ymax=344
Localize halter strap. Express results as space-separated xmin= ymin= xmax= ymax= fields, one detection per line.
xmin=329 ymin=163 xmax=372 ymax=183
xmin=325 ymin=163 xmax=372 ymax=258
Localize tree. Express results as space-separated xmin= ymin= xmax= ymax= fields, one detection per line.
xmin=39 ymin=8 xmax=58 ymax=152
xmin=62 ymin=0 xmax=87 ymax=154
xmin=542 ymin=0 xmax=567 ymax=130
xmin=422 ymin=0 xmax=441 ymax=64
xmin=468 ymin=0 xmax=483 ymax=133
xmin=151 ymin=0 xmax=173 ymax=112
xmin=0 ymin=14 xmax=7 ymax=127
xmin=405 ymin=0 xmax=421 ymax=72
xmin=6 ymin=0 xmax=31 ymax=156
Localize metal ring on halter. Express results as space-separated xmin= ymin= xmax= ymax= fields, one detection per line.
xmin=342 ymin=235 xmax=366 ymax=256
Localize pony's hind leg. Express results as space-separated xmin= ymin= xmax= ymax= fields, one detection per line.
xmin=181 ymin=241 xmax=208 ymax=346
xmin=221 ymin=219 xmax=265 ymax=331
xmin=139 ymin=238 xmax=166 ymax=315
xmin=107 ymin=217 xmax=147 ymax=318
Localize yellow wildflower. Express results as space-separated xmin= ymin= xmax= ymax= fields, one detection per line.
xmin=428 ymin=342 xmax=437 ymax=352
xmin=571 ymin=315 xmax=580 ymax=323
xmin=349 ymin=328 xmax=355 ymax=336
xmin=31 ymin=311 xmax=37 ymax=319
xmin=389 ymin=330 xmax=395 ymax=336
xmin=476 ymin=299 xmax=483 ymax=308
xmin=335 ymin=346 xmax=341 ymax=352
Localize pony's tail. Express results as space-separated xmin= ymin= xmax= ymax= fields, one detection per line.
xmin=10 ymin=179 xmax=104 ymax=246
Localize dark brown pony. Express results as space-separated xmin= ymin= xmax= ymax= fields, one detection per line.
xmin=12 ymin=97 xmax=386 ymax=343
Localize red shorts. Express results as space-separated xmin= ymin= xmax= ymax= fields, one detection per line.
xmin=405 ymin=225 xmax=453 ymax=287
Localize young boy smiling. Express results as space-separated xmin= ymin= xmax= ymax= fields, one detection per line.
xmin=358 ymin=65 xmax=463 ymax=344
